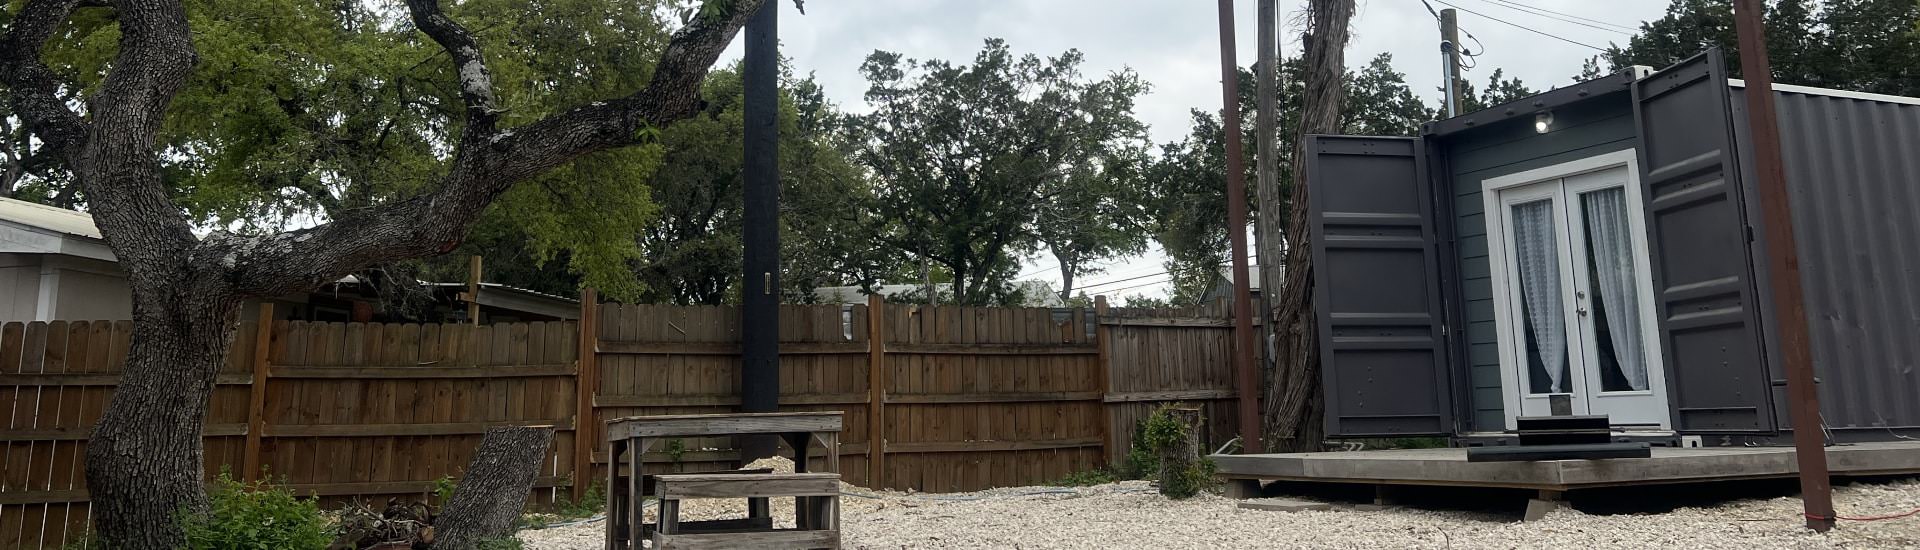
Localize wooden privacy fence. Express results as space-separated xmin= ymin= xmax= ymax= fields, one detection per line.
xmin=0 ymin=313 xmax=580 ymax=550
xmin=1 ymin=297 xmax=1247 ymax=549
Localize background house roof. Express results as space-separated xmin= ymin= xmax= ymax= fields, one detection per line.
xmin=0 ymin=197 xmax=103 ymax=240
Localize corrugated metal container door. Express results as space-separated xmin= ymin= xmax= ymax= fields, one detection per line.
xmin=1304 ymin=135 xmax=1454 ymax=437
xmin=1732 ymin=86 xmax=1920 ymax=433
xmin=1630 ymin=50 xmax=1777 ymax=433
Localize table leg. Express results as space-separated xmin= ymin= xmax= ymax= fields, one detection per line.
xmin=605 ymin=439 xmax=625 ymax=550
xmin=628 ymin=436 xmax=645 ymax=545
xmin=782 ymin=432 xmax=812 ymax=528
xmin=659 ymin=498 xmax=680 ymax=535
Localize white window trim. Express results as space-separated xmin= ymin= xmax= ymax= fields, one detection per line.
xmin=1480 ymin=149 xmax=1668 ymax=430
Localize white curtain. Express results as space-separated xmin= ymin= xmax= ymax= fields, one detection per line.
xmin=1583 ymin=188 xmax=1648 ymax=391
xmin=1511 ymin=200 xmax=1566 ymax=393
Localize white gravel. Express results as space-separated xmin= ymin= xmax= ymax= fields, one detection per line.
xmin=520 ymin=462 xmax=1920 ymax=549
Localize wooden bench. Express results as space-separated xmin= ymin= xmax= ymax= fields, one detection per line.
xmin=652 ymin=472 xmax=841 ymax=550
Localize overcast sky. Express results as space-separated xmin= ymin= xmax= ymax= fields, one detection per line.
xmin=723 ymin=0 xmax=1677 ymax=301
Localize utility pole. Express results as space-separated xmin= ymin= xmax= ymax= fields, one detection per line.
xmin=1253 ymin=0 xmax=1283 ymax=380
xmin=740 ymin=0 xmax=780 ymax=460
xmin=1730 ymin=0 xmax=1833 ymax=533
xmin=1440 ymin=8 xmax=1464 ymax=117
xmin=1215 ymin=0 xmax=1261 ymax=452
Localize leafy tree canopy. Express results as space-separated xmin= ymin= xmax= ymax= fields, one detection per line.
xmin=849 ymin=38 xmax=1152 ymax=306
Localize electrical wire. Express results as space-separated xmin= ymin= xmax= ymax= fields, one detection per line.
xmin=1463 ymin=0 xmax=1635 ymax=35
xmin=1429 ymin=0 xmax=1610 ymax=52
xmin=1484 ymin=0 xmax=1638 ymax=33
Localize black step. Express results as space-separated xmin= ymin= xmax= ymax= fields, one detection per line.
xmin=1467 ymin=442 xmax=1652 ymax=462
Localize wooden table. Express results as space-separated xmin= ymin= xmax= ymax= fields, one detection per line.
xmin=604 ymin=412 xmax=843 ymax=550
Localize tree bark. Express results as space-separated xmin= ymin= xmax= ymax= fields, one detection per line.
xmin=85 ymin=275 xmax=244 ymax=547
xmin=1262 ymin=0 xmax=1353 ymax=453
xmin=431 ymin=426 xmax=556 ymax=550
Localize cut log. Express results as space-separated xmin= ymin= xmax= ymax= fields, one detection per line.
xmin=431 ymin=426 xmax=556 ymax=550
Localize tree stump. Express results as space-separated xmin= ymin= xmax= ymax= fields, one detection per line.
xmin=1155 ymin=406 xmax=1205 ymax=497
xmin=431 ymin=426 xmax=555 ymax=550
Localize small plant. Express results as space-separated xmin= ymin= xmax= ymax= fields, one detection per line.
xmin=1053 ymin=468 xmax=1117 ymax=487
xmin=432 ymin=475 xmax=459 ymax=502
xmin=180 ymin=472 xmax=336 ymax=550
xmin=664 ymin=438 xmax=687 ymax=463
xmin=476 ymin=536 xmax=526 ymax=550
xmin=554 ymin=481 xmax=606 ymax=519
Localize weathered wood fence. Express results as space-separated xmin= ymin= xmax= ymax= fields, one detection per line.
xmin=0 ymin=296 xmax=1244 ymax=549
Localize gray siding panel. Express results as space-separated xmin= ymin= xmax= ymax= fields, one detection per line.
xmin=1442 ymin=92 xmax=1638 ymax=431
xmin=1733 ymin=89 xmax=1920 ymax=432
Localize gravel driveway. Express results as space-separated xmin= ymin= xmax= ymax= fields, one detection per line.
xmin=520 ymin=474 xmax=1920 ymax=549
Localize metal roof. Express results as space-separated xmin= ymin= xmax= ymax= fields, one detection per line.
xmin=0 ymin=197 xmax=103 ymax=240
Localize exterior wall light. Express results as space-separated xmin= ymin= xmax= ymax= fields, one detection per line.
xmin=1534 ymin=111 xmax=1554 ymax=134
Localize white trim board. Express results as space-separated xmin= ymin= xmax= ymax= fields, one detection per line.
xmin=1727 ymin=79 xmax=1920 ymax=107
xmin=1478 ymin=149 xmax=1670 ymax=430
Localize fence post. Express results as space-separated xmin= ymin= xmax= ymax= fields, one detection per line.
xmin=242 ymin=302 xmax=274 ymax=483
xmin=572 ymin=288 xmax=599 ymax=502
xmin=1094 ymin=295 xmax=1113 ymax=467
xmin=865 ymin=294 xmax=887 ymax=489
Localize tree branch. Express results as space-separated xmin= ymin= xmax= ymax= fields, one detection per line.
xmin=77 ymin=0 xmax=203 ymax=278
xmin=0 ymin=0 xmax=90 ymax=162
xmin=404 ymin=0 xmax=500 ymax=142
xmin=222 ymin=0 xmax=769 ymax=297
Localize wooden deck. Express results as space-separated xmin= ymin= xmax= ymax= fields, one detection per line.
xmin=1213 ymin=441 xmax=1920 ymax=492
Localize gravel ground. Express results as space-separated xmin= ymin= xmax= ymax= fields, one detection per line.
xmin=520 ymin=460 xmax=1920 ymax=549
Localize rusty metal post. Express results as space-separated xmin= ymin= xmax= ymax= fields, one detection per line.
xmin=1730 ymin=0 xmax=1834 ymax=532
xmin=1216 ymin=0 xmax=1261 ymax=452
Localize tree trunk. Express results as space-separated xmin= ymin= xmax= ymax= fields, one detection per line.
xmin=1056 ymin=253 xmax=1075 ymax=303
xmin=432 ymin=426 xmax=557 ymax=550
xmin=1261 ymin=0 xmax=1353 ymax=453
xmin=85 ymin=273 xmax=245 ymax=548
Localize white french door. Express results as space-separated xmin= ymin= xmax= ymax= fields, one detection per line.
xmin=1487 ymin=159 xmax=1669 ymax=428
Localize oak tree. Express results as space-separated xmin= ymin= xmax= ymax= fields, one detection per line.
xmin=0 ymin=0 xmax=771 ymax=544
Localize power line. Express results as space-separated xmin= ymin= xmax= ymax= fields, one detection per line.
xmin=1461 ymin=0 xmax=1634 ymax=35
xmin=1483 ymin=0 xmax=1638 ymax=33
xmin=1102 ymin=277 xmax=1177 ymax=295
xmin=1430 ymin=0 xmax=1610 ymax=52
xmin=1073 ymin=255 xmax=1258 ymax=293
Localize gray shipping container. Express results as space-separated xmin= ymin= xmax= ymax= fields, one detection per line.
xmin=1303 ymin=49 xmax=1920 ymax=445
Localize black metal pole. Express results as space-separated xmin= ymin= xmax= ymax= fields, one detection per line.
xmin=740 ymin=0 xmax=780 ymax=461
xmin=1730 ymin=0 xmax=1833 ymax=532
xmin=1216 ymin=0 xmax=1262 ymax=452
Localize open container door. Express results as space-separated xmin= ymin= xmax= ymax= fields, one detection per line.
xmin=1306 ymin=135 xmax=1454 ymax=437
xmin=1630 ymin=50 xmax=1777 ymax=433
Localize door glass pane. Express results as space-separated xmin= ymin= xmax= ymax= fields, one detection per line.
xmin=1510 ymin=199 xmax=1570 ymax=395
xmin=1580 ymin=187 xmax=1648 ymax=391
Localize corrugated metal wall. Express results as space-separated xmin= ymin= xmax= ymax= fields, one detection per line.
xmin=1733 ymin=87 xmax=1920 ymax=434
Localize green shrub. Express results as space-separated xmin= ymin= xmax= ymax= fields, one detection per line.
xmin=476 ymin=537 xmax=526 ymax=550
xmin=554 ymin=481 xmax=605 ymax=519
xmin=1157 ymin=456 xmax=1218 ymax=499
xmin=432 ymin=475 xmax=459 ymax=502
xmin=180 ymin=472 xmax=335 ymax=550
xmin=1132 ymin=404 xmax=1219 ymax=499
xmin=1053 ymin=468 xmax=1117 ymax=487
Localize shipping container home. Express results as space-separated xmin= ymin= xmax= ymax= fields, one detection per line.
xmin=1306 ymin=49 xmax=1920 ymax=445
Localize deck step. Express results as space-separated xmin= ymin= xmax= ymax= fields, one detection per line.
xmin=1466 ymin=442 xmax=1652 ymax=462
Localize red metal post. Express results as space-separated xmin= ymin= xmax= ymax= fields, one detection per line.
xmin=1216 ymin=0 xmax=1262 ymax=452
xmin=1730 ymin=0 xmax=1834 ymax=532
